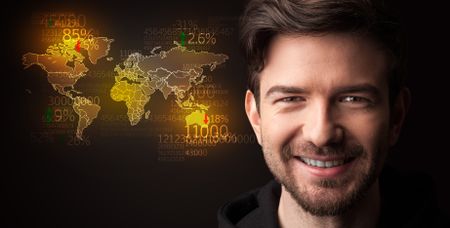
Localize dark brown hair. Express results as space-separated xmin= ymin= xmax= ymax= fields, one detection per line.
xmin=240 ymin=0 xmax=406 ymax=107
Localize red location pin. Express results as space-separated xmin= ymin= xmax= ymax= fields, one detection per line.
xmin=203 ymin=113 xmax=208 ymax=124
xmin=75 ymin=40 xmax=81 ymax=52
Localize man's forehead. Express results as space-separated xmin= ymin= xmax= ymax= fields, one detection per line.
xmin=260 ymin=33 xmax=389 ymax=92
xmin=265 ymin=33 xmax=384 ymax=65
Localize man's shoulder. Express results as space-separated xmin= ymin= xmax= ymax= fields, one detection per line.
xmin=217 ymin=179 xmax=281 ymax=228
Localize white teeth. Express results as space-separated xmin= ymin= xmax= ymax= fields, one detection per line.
xmin=300 ymin=157 xmax=345 ymax=168
xmin=316 ymin=160 xmax=324 ymax=167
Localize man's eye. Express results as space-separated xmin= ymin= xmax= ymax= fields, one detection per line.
xmin=339 ymin=96 xmax=370 ymax=104
xmin=279 ymin=96 xmax=305 ymax=103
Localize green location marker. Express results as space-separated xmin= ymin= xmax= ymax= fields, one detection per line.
xmin=180 ymin=32 xmax=186 ymax=47
xmin=45 ymin=107 xmax=53 ymax=123
xmin=48 ymin=17 xmax=53 ymax=28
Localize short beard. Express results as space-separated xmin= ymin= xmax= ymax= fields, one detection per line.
xmin=268 ymin=141 xmax=380 ymax=216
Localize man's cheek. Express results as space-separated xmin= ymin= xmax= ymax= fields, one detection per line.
xmin=263 ymin=122 xmax=299 ymax=150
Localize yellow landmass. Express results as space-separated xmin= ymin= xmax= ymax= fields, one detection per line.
xmin=185 ymin=110 xmax=209 ymax=127
xmin=175 ymin=94 xmax=209 ymax=112
xmin=48 ymin=39 xmax=85 ymax=62
xmin=110 ymin=79 xmax=155 ymax=126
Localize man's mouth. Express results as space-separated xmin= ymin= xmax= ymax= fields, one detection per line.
xmin=296 ymin=156 xmax=355 ymax=168
xmin=291 ymin=155 xmax=357 ymax=178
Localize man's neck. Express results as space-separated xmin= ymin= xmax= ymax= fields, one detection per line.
xmin=278 ymin=180 xmax=380 ymax=228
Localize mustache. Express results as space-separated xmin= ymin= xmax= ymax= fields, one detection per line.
xmin=281 ymin=141 xmax=364 ymax=162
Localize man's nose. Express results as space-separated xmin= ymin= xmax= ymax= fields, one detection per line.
xmin=302 ymin=102 xmax=343 ymax=147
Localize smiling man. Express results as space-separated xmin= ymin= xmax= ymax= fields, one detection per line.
xmin=218 ymin=0 xmax=447 ymax=228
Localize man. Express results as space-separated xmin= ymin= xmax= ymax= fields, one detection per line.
xmin=218 ymin=0 xmax=447 ymax=227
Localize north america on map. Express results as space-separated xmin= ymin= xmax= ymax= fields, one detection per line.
xmin=23 ymin=37 xmax=113 ymax=140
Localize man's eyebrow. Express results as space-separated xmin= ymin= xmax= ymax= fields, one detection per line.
xmin=333 ymin=84 xmax=381 ymax=96
xmin=264 ymin=84 xmax=381 ymax=98
xmin=265 ymin=85 xmax=308 ymax=98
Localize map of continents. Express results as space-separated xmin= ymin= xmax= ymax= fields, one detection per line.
xmin=23 ymin=38 xmax=229 ymax=140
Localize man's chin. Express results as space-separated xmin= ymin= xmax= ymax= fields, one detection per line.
xmin=285 ymin=182 xmax=361 ymax=216
xmin=280 ymin=165 xmax=375 ymax=217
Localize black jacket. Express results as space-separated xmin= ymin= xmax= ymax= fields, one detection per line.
xmin=217 ymin=166 xmax=448 ymax=228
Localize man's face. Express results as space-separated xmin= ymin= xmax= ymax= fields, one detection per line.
xmin=245 ymin=34 xmax=403 ymax=216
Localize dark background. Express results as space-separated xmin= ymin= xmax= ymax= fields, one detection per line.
xmin=5 ymin=0 xmax=450 ymax=227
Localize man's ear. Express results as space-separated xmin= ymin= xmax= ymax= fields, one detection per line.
xmin=390 ymin=87 xmax=411 ymax=146
xmin=245 ymin=90 xmax=262 ymax=145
